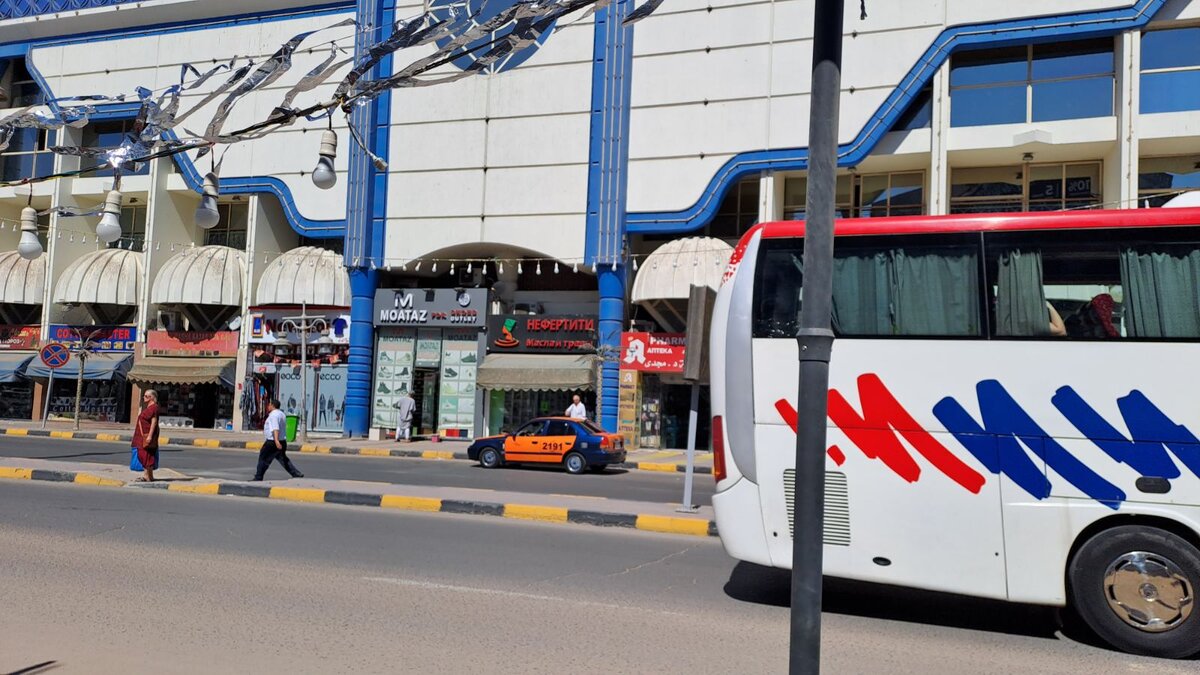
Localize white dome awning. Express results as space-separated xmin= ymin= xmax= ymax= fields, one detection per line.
xmin=632 ymin=237 xmax=733 ymax=303
xmin=0 ymin=250 xmax=46 ymax=304
xmin=152 ymin=245 xmax=246 ymax=306
xmin=256 ymin=246 xmax=349 ymax=306
xmin=54 ymin=248 xmax=143 ymax=306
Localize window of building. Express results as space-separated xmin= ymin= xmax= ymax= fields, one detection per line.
xmin=2 ymin=58 xmax=45 ymax=108
xmin=784 ymin=171 xmax=925 ymax=220
xmin=81 ymin=120 xmax=151 ymax=177
xmin=0 ymin=128 xmax=55 ymax=182
xmin=891 ymin=87 xmax=933 ymax=131
xmin=950 ymin=162 xmax=1102 ymax=214
xmin=1138 ymin=156 xmax=1200 ymax=207
xmin=706 ymin=178 xmax=760 ymax=240
xmin=1140 ymin=27 xmax=1200 ymax=114
xmin=204 ymin=202 xmax=250 ymax=249
xmin=950 ymin=40 xmax=1115 ymax=127
xmin=299 ymin=236 xmax=344 ymax=255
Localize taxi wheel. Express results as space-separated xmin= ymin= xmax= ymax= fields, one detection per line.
xmin=590 ymin=464 xmax=608 ymax=473
xmin=564 ymin=452 xmax=587 ymax=475
xmin=479 ymin=447 xmax=502 ymax=469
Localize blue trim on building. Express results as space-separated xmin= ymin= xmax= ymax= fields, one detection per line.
xmin=0 ymin=0 xmax=140 ymax=20
xmin=625 ymin=0 xmax=1168 ymax=234
xmin=10 ymin=2 xmax=356 ymax=238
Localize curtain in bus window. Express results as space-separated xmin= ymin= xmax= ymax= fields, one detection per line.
xmin=893 ymin=248 xmax=979 ymax=336
xmin=832 ymin=251 xmax=891 ymax=335
xmin=995 ymin=249 xmax=1049 ymax=336
xmin=1119 ymin=247 xmax=1200 ymax=338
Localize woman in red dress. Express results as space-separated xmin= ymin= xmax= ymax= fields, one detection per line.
xmin=132 ymin=389 xmax=160 ymax=482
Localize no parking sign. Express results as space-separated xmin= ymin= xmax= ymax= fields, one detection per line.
xmin=40 ymin=343 xmax=71 ymax=369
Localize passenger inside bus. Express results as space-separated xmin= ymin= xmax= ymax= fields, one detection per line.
xmin=1064 ymin=293 xmax=1121 ymax=339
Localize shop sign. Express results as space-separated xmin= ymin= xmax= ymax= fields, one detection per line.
xmin=48 ymin=325 xmax=137 ymax=352
xmin=620 ymin=332 xmax=686 ymax=373
xmin=147 ymin=330 xmax=239 ymax=357
xmin=373 ymin=288 xmax=487 ymax=328
xmin=486 ymin=315 xmax=596 ymax=353
xmin=0 ymin=325 xmax=40 ymax=351
xmin=247 ymin=311 xmax=351 ymax=345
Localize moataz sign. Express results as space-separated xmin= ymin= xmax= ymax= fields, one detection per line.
xmin=373 ymin=288 xmax=487 ymax=328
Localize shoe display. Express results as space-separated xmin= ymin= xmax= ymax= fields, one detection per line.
xmin=378 ymin=382 xmax=392 ymax=394
xmin=444 ymin=367 xmax=458 ymax=378
xmin=461 ymin=353 xmax=477 ymax=363
xmin=380 ymin=352 xmax=393 ymax=362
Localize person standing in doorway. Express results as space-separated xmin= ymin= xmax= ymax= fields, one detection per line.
xmin=566 ymin=394 xmax=587 ymax=420
xmin=392 ymin=391 xmax=416 ymax=442
xmin=132 ymin=389 xmax=160 ymax=483
xmin=254 ymin=398 xmax=304 ymax=481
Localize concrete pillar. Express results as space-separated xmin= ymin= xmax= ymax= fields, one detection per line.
xmin=344 ymin=268 xmax=378 ymax=437
xmin=1111 ymin=31 xmax=1141 ymax=209
xmin=928 ymin=60 xmax=951 ymax=215
xmin=597 ymin=264 xmax=625 ymax=432
xmin=759 ymin=171 xmax=778 ymax=223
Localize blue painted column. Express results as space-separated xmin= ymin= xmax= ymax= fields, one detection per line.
xmin=343 ymin=0 xmax=395 ymax=436
xmin=586 ymin=0 xmax=634 ymax=432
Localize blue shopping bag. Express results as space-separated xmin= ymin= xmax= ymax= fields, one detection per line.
xmin=130 ymin=445 xmax=144 ymax=471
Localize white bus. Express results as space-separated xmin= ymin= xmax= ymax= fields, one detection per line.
xmin=710 ymin=206 xmax=1200 ymax=658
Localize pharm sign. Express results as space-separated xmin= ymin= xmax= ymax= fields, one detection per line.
xmin=620 ymin=332 xmax=686 ymax=373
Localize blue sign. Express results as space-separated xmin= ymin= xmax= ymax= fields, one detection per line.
xmin=431 ymin=0 xmax=558 ymax=74
xmin=39 ymin=343 xmax=71 ymax=369
xmin=48 ymin=325 xmax=138 ymax=353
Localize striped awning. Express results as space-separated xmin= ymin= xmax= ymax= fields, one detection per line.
xmin=476 ymin=353 xmax=596 ymax=392
xmin=127 ymin=357 xmax=235 ymax=386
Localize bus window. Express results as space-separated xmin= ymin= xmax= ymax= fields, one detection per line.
xmin=752 ymin=235 xmax=982 ymax=338
xmin=1120 ymin=243 xmax=1200 ymax=338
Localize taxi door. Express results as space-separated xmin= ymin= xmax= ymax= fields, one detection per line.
xmin=539 ymin=420 xmax=579 ymax=463
xmin=503 ymin=421 xmax=547 ymax=462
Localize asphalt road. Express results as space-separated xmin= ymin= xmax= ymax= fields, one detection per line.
xmin=0 ymin=435 xmax=711 ymax=505
xmin=1 ymin=481 xmax=1193 ymax=674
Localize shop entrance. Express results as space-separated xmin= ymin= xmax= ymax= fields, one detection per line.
xmin=412 ymin=367 xmax=440 ymax=436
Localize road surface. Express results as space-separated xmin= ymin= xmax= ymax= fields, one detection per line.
xmin=0 ymin=481 xmax=1190 ymax=674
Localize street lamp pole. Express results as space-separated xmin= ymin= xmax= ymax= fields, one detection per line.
xmin=791 ymin=1 xmax=846 ymax=674
xmin=279 ymin=302 xmax=328 ymax=446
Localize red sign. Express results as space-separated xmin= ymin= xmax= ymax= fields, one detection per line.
xmin=0 ymin=325 xmax=40 ymax=351
xmin=146 ymin=330 xmax=239 ymax=357
xmin=620 ymin=332 xmax=686 ymax=373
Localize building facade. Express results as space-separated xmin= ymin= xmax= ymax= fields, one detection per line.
xmin=0 ymin=0 xmax=1198 ymax=441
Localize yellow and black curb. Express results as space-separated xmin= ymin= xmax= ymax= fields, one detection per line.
xmin=0 ymin=466 xmax=717 ymax=538
xmin=1 ymin=427 xmax=713 ymax=475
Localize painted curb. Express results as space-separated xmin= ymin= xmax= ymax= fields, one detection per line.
xmin=0 ymin=427 xmax=714 ymax=474
xmin=0 ymin=467 xmax=718 ymax=538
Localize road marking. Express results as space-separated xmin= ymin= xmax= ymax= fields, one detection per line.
xmin=193 ymin=439 xmax=221 ymax=448
xmin=73 ymin=473 xmax=124 ymax=487
xmin=422 ymin=450 xmax=455 ymax=460
xmin=362 ymin=577 xmax=690 ymax=617
xmin=159 ymin=436 xmax=172 ymax=446
xmin=97 ymin=433 xmax=122 ymax=442
xmin=245 ymin=441 xmax=261 ymax=449
xmin=269 ymin=487 xmax=326 ymax=503
xmin=0 ymin=467 xmax=32 ymax=480
xmin=168 ymin=482 xmax=221 ymax=495
xmin=50 ymin=431 xmax=74 ymax=439
xmin=380 ymin=495 xmax=441 ymax=512
xmin=635 ymin=515 xmax=711 ymax=537
xmin=503 ymin=504 xmax=569 ymax=523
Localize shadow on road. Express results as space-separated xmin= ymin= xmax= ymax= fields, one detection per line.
xmin=5 ymin=660 xmax=61 ymax=674
xmin=723 ymin=561 xmax=1066 ymax=641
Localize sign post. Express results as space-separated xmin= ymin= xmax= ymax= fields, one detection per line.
xmin=38 ymin=342 xmax=71 ymax=430
xmin=679 ymin=285 xmax=715 ymax=514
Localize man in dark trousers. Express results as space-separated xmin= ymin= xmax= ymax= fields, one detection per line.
xmin=253 ymin=398 xmax=304 ymax=481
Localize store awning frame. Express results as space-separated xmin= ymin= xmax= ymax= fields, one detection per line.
xmin=127 ymin=356 xmax=236 ymax=387
xmin=631 ymin=237 xmax=733 ymax=332
xmin=476 ymin=353 xmax=597 ymax=392
xmin=0 ymin=353 xmax=34 ymax=383
xmin=24 ymin=353 xmax=132 ymax=381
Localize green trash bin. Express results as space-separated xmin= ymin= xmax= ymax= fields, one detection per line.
xmin=285 ymin=415 xmax=299 ymax=443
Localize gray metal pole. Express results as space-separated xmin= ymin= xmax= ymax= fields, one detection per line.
xmin=791 ymin=0 xmax=845 ymax=673
xmin=300 ymin=304 xmax=309 ymax=445
xmin=73 ymin=351 xmax=85 ymax=431
xmin=41 ymin=369 xmax=54 ymax=429
xmin=677 ymin=382 xmax=700 ymax=512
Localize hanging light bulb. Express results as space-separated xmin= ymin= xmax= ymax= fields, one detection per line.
xmin=498 ymin=262 xmax=504 ymax=274
xmin=450 ymin=262 xmax=455 ymax=275
xmin=535 ymin=261 xmax=541 ymax=275
xmin=553 ymin=261 xmax=559 ymax=274
xmin=482 ymin=262 xmax=487 ymax=275
xmin=16 ymin=206 xmax=41 ymax=260
xmin=591 ymin=261 xmax=597 ymax=274
xmin=632 ymin=257 xmax=639 ymax=271
xmin=612 ymin=261 xmax=617 ymax=272
xmin=415 ymin=261 xmax=421 ymax=271
xmin=95 ymin=189 xmax=123 ymax=244
xmin=466 ymin=262 xmax=472 ymax=274
xmin=400 ymin=262 xmax=407 ymax=271
xmin=311 ymin=129 xmax=338 ymax=190
xmin=517 ymin=261 xmax=523 ymax=274
xmin=573 ymin=262 xmax=578 ymax=273
xmin=431 ymin=261 xmax=438 ymax=273
xmin=194 ymin=172 xmax=221 ymax=229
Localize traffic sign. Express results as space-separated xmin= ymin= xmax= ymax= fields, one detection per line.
xmin=40 ymin=342 xmax=71 ymax=369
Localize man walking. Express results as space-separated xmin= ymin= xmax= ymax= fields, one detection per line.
xmin=253 ymin=398 xmax=304 ymax=481
xmin=392 ymin=390 xmax=416 ymax=442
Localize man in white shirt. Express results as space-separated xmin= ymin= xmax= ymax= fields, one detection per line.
xmin=253 ymin=398 xmax=304 ymax=481
xmin=392 ymin=391 xmax=416 ymax=442
xmin=565 ymin=394 xmax=587 ymax=420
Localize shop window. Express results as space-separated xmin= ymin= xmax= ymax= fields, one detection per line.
xmin=80 ymin=120 xmax=151 ymax=177
xmin=950 ymin=40 xmax=1114 ymax=127
xmin=891 ymin=87 xmax=932 ymax=131
xmin=785 ymin=171 xmax=925 ymax=220
xmin=950 ymin=162 xmax=1102 ymax=214
xmin=1140 ymin=27 xmax=1200 ymax=114
xmin=0 ymin=127 xmax=55 ymax=182
xmin=1138 ymin=156 xmax=1200 ymax=207
xmin=205 ymin=201 xmax=250 ymax=249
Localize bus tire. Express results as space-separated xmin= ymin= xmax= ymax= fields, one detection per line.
xmin=563 ymin=452 xmax=587 ymax=475
xmin=1068 ymin=524 xmax=1200 ymax=659
xmin=479 ymin=447 xmax=502 ymax=469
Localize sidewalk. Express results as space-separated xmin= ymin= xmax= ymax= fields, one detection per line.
xmin=0 ymin=419 xmax=714 ymax=475
xmin=0 ymin=456 xmax=716 ymax=539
